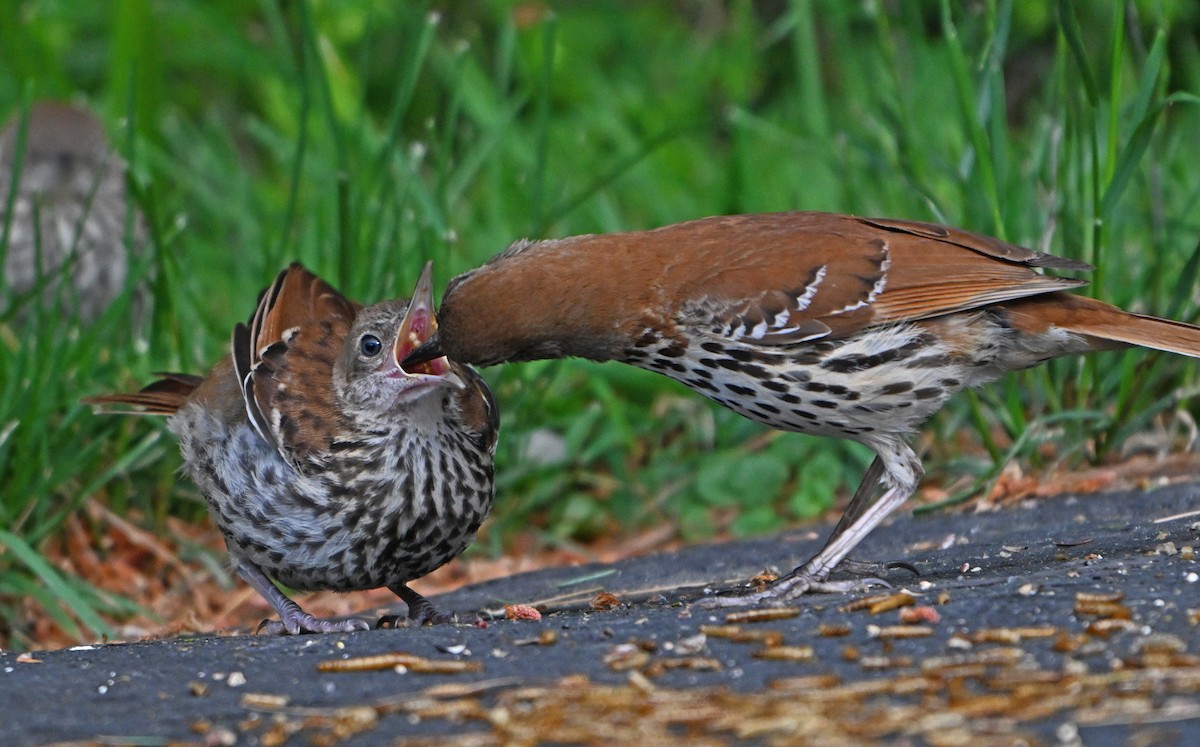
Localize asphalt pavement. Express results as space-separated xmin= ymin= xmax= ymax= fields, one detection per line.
xmin=3 ymin=480 xmax=1200 ymax=746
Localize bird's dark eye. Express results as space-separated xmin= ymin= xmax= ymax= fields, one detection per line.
xmin=359 ymin=334 xmax=383 ymax=357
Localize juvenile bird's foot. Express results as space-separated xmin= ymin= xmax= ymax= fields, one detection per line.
xmin=257 ymin=612 xmax=371 ymax=636
xmin=239 ymin=560 xmax=371 ymax=635
xmin=377 ymin=583 xmax=457 ymax=628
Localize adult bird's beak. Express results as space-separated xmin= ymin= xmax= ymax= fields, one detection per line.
xmin=394 ymin=262 xmax=463 ymax=389
xmin=400 ymin=332 xmax=444 ymax=369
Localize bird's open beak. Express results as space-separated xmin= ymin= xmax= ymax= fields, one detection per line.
xmin=400 ymin=332 xmax=443 ymax=368
xmin=394 ymin=261 xmax=464 ymax=389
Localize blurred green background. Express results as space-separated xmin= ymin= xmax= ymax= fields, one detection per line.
xmin=2 ymin=0 xmax=1199 ymax=646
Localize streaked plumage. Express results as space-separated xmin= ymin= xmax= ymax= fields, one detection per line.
xmin=88 ymin=263 xmax=498 ymax=633
xmin=403 ymin=212 xmax=1200 ymax=604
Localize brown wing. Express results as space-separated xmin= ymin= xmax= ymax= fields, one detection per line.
xmin=231 ymin=263 xmax=360 ymax=469
xmin=83 ymin=372 xmax=204 ymax=415
xmin=665 ymin=213 xmax=1090 ymax=345
xmin=451 ymin=362 xmax=500 ymax=454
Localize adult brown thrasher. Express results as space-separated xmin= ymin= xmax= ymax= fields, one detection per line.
xmin=402 ymin=212 xmax=1200 ymax=605
xmin=88 ymin=263 xmax=498 ymax=633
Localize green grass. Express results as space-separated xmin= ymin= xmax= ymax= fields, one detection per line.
xmin=2 ymin=0 xmax=1199 ymax=647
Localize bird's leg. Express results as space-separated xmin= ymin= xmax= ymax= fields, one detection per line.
xmin=237 ymin=560 xmax=370 ymax=636
xmin=378 ymin=583 xmax=457 ymax=628
xmin=698 ymin=442 xmax=921 ymax=607
xmin=820 ymin=455 xmax=920 ymax=579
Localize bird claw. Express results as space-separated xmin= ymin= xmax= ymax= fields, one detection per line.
xmin=836 ymin=558 xmax=920 ymax=579
xmin=694 ymin=571 xmax=894 ymax=609
xmin=376 ymin=610 xmax=457 ymax=629
xmin=256 ymin=614 xmax=370 ymax=636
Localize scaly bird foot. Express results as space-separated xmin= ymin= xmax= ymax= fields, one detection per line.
xmin=694 ymin=567 xmax=897 ymax=609
xmin=377 ymin=583 xmax=458 ymax=628
xmin=257 ymin=612 xmax=371 ymax=636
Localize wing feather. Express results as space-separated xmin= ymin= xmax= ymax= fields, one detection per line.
xmin=233 ymin=263 xmax=359 ymax=469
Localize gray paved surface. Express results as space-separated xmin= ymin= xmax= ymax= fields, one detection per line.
xmin=3 ymin=482 xmax=1200 ymax=745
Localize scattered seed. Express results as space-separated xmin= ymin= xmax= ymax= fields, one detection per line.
xmin=968 ymin=626 xmax=1057 ymax=644
xmin=405 ymin=660 xmax=484 ymax=674
xmin=859 ymin=655 xmax=913 ymax=670
xmin=699 ymin=625 xmax=782 ymax=646
xmin=240 ymin=692 xmax=289 ymax=710
xmin=818 ymin=623 xmax=852 ymax=637
xmin=768 ymin=674 xmax=841 ymax=691
xmin=644 ymin=657 xmax=723 ymax=677
xmin=505 ymin=604 xmax=542 ymax=621
xmin=672 ymin=633 xmax=708 ymax=654
xmin=317 ymin=652 xmax=482 ymax=674
xmin=839 ymin=593 xmax=895 ymax=613
xmin=603 ymin=646 xmax=650 ymax=672
xmin=1074 ymin=600 xmax=1131 ymax=619
xmin=1076 ymin=590 xmax=1125 ymax=604
xmin=1053 ymin=632 xmax=1084 ymax=652
xmin=1084 ymin=619 xmax=1137 ymax=638
xmin=754 ymin=645 xmax=814 ymax=662
xmin=1132 ymin=633 xmax=1187 ymax=655
xmin=898 ymin=606 xmax=940 ymax=625
xmin=725 ymin=607 xmax=800 ymax=624
xmin=868 ymin=593 xmax=916 ymax=615
xmin=188 ymin=681 xmax=209 ymax=697
xmin=867 ymin=625 xmax=933 ymax=639
xmin=698 ymin=624 xmax=741 ymax=638
xmin=590 ymin=592 xmax=621 ymax=611
xmin=920 ymin=648 xmax=1025 ymax=671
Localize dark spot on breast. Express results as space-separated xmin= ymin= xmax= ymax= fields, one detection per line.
xmin=701 ymin=341 xmax=724 ymax=354
xmin=907 ymin=353 xmax=952 ymax=368
xmin=727 ymin=384 xmax=756 ymax=396
xmin=686 ymin=378 xmax=719 ymax=393
xmin=738 ymin=363 xmax=770 ymax=379
xmin=879 ymin=381 xmax=913 ymax=395
xmin=812 ymin=400 xmax=838 ymax=409
xmin=914 ymin=387 xmax=942 ymax=400
xmin=823 ymin=348 xmax=900 ymax=373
